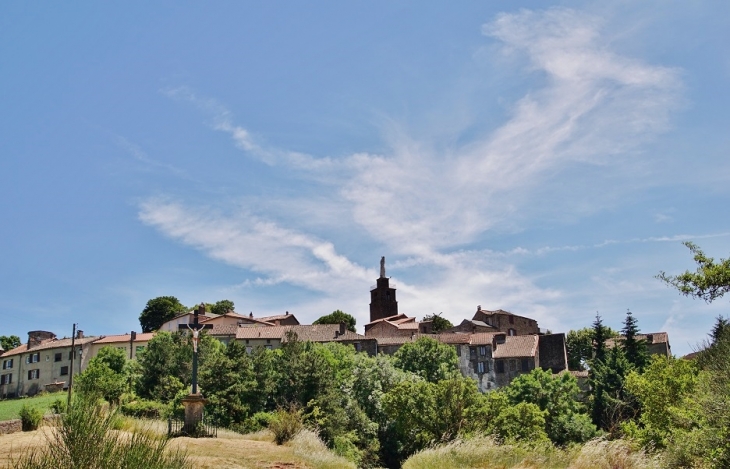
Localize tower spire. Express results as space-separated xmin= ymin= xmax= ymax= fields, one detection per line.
xmin=380 ymin=256 xmax=386 ymax=278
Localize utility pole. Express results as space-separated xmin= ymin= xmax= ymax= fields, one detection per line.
xmin=67 ymin=323 xmax=76 ymax=407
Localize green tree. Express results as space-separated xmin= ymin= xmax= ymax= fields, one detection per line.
xmin=75 ymin=346 xmax=128 ymax=403
xmin=566 ymin=328 xmax=594 ymax=371
xmin=421 ymin=313 xmax=453 ymax=333
xmin=313 ymin=310 xmax=356 ymax=333
xmin=199 ymin=340 xmax=256 ymax=427
xmin=393 ymin=337 xmax=459 ymax=383
xmin=0 ymin=335 xmax=21 ymax=351
xmin=139 ymin=296 xmax=186 ymax=333
xmin=210 ymin=299 xmax=235 ymax=316
xmin=590 ymin=346 xmax=636 ymax=433
xmin=623 ymin=355 xmax=699 ymax=449
xmin=621 ymin=309 xmax=649 ymax=371
xmin=504 ymin=368 xmax=597 ymax=444
xmin=657 ymin=241 xmax=730 ymax=302
xmin=591 ymin=313 xmax=610 ymax=363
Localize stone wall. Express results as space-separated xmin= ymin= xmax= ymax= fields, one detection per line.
xmin=0 ymin=419 xmax=21 ymax=435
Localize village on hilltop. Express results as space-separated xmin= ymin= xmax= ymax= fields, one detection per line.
xmin=0 ymin=257 xmax=671 ymax=398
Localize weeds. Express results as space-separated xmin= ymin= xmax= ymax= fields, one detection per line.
xmin=18 ymin=405 xmax=43 ymax=432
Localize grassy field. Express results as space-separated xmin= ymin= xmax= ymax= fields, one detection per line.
xmin=0 ymin=394 xmax=61 ymax=421
xmin=0 ymin=419 xmax=354 ymax=469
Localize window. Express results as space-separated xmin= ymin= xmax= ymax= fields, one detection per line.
xmin=477 ymin=362 xmax=485 ymax=374
xmin=508 ymin=328 xmax=516 ymax=336
xmin=28 ymin=369 xmax=40 ymax=380
xmin=245 ymin=339 xmax=250 ymax=344
xmin=246 ymin=346 xmax=253 ymax=354
xmin=496 ymin=360 xmax=504 ymax=373
xmin=521 ymin=358 xmax=529 ymax=372
xmin=509 ymin=360 xmax=516 ymax=371
xmin=54 ymin=353 xmax=62 ymax=362
xmin=0 ymin=374 xmax=11 ymax=385
xmin=266 ymin=339 xmax=271 ymax=344
xmin=455 ymin=345 xmax=461 ymax=357
xmin=265 ymin=345 xmax=273 ymax=350
xmin=354 ymin=342 xmax=362 ymax=352
xmin=470 ymin=347 xmax=476 ymax=357
xmin=26 ymin=353 xmax=40 ymax=364
xmin=2 ymin=359 xmax=12 ymax=370
xmin=69 ymin=351 xmax=74 ymax=360
xmin=478 ymin=346 xmax=487 ymax=356
xmin=60 ymin=366 xmax=69 ymax=376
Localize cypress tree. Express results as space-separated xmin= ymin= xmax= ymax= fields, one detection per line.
xmin=621 ymin=309 xmax=648 ymax=371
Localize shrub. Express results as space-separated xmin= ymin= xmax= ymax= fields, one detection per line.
xmin=269 ymin=407 xmax=303 ymax=445
xmin=50 ymin=398 xmax=67 ymax=415
xmin=234 ymin=411 xmax=275 ymax=434
xmin=120 ymin=399 xmax=166 ymax=419
xmin=10 ymin=395 xmax=190 ymax=469
xmin=19 ymin=404 xmax=43 ymax=431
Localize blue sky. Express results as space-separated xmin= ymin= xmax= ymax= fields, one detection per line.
xmin=1 ymin=2 xmax=729 ymax=357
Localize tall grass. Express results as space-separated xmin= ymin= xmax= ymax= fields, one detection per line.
xmin=402 ymin=437 xmax=663 ymax=469
xmin=288 ymin=429 xmax=357 ymax=469
xmin=7 ymin=397 xmax=190 ymax=469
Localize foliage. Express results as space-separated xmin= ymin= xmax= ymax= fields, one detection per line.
xmin=135 ymin=331 xmax=219 ymax=400
xmin=566 ymin=328 xmax=594 ymax=371
xmin=269 ymin=406 xmax=303 ymax=445
xmin=139 ymin=296 xmax=186 ymax=333
xmin=657 ymin=241 xmax=730 ymax=302
xmin=623 ymin=355 xmax=698 ymax=449
xmin=10 ymin=396 xmax=190 ymax=469
xmin=119 ymin=398 xmax=167 ymax=419
xmin=504 ymin=368 xmax=597 ymax=444
xmin=421 ymin=313 xmax=454 ymax=333
xmin=0 ymin=335 xmax=21 ymax=351
xmin=50 ymin=398 xmax=67 ymax=415
xmin=382 ymin=377 xmax=481 ymax=464
xmin=590 ymin=346 xmax=637 ymax=433
xmin=19 ymin=404 xmax=43 ymax=431
xmin=591 ymin=313 xmax=611 ymax=364
xmin=393 ymin=337 xmax=459 ymax=383
xmin=621 ymin=310 xmax=649 ymax=371
xmin=0 ymin=393 xmax=59 ymax=421
xmin=198 ymin=340 xmax=256 ymax=427
xmin=210 ymin=299 xmax=235 ymax=316
xmin=75 ymin=347 xmax=129 ymax=404
xmin=313 ymin=310 xmax=356 ymax=333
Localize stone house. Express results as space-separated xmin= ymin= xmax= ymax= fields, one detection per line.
xmin=364 ymin=314 xmax=419 ymax=337
xmin=256 ymin=312 xmax=300 ymax=326
xmin=159 ymin=311 xmax=219 ymax=332
xmin=0 ymin=330 xmax=97 ymax=398
xmin=605 ymin=332 xmax=671 ymax=357
xmin=468 ymin=306 xmax=540 ymax=336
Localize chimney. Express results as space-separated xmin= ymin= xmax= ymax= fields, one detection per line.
xmin=249 ymin=312 xmax=253 ymax=318
xmin=76 ymin=330 xmax=84 ymax=339
xmin=339 ymin=322 xmax=347 ymax=336
xmin=477 ymin=305 xmax=481 ymax=312
xmin=130 ymin=331 xmax=137 ymax=341
xmin=285 ymin=311 xmax=289 ymax=316
xmin=335 ymin=330 xmax=340 ymax=338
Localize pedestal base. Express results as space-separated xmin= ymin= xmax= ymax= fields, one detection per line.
xmin=181 ymin=393 xmax=207 ymax=436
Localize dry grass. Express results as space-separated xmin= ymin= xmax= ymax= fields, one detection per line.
xmin=403 ymin=436 xmax=664 ymax=469
xmin=1 ymin=421 xmax=350 ymax=469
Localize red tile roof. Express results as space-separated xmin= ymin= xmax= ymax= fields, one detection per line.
xmin=233 ymin=324 xmax=369 ymax=343
xmin=93 ymin=333 xmax=156 ymax=344
xmin=493 ymin=335 xmax=539 ymax=358
xmin=1 ymin=336 xmax=98 ymax=357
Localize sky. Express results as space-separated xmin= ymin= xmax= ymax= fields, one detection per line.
xmin=1 ymin=2 xmax=729 ymax=357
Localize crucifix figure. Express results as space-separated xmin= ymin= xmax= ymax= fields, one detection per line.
xmin=189 ymin=303 xmax=206 ymax=394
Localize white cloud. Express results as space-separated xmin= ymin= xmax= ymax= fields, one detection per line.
xmin=144 ymin=7 xmax=685 ymax=331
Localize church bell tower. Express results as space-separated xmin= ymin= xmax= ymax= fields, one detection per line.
xmin=369 ymin=256 xmax=398 ymax=322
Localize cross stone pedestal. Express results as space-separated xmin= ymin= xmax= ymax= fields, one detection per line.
xmin=181 ymin=393 xmax=207 ymax=435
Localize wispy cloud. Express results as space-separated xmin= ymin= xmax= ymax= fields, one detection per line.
xmin=142 ymin=7 xmax=684 ymax=329
xmin=114 ymin=136 xmax=190 ymax=180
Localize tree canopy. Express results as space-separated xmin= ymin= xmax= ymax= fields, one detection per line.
xmin=210 ymin=299 xmax=235 ymax=316
xmin=139 ymin=296 xmax=186 ymax=332
xmin=657 ymin=241 xmax=730 ymax=303
xmin=421 ymin=313 xmax=453 ymax=333
xmin=392 ymin=337 xmax=459 ymax=383
xmin=313 ymin=310 xmax=356 ymax=333
xmin=0 ymin=335 xmax=21 ymax=351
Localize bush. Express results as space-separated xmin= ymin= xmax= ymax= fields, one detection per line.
xmin=10 ymin=395 xmax=190 ymax=469
xmin=19 ymin=404 xmax=43 ymax=431
xmin=120 ymin=399 xmax=166 ymax=419
xmin=234 ymin=411 xmax=275 ymax=434
xmin=50 ymin=398 xmax=67 ymax=415
xmin=269 ymin=407 xmax=303 ymax=445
